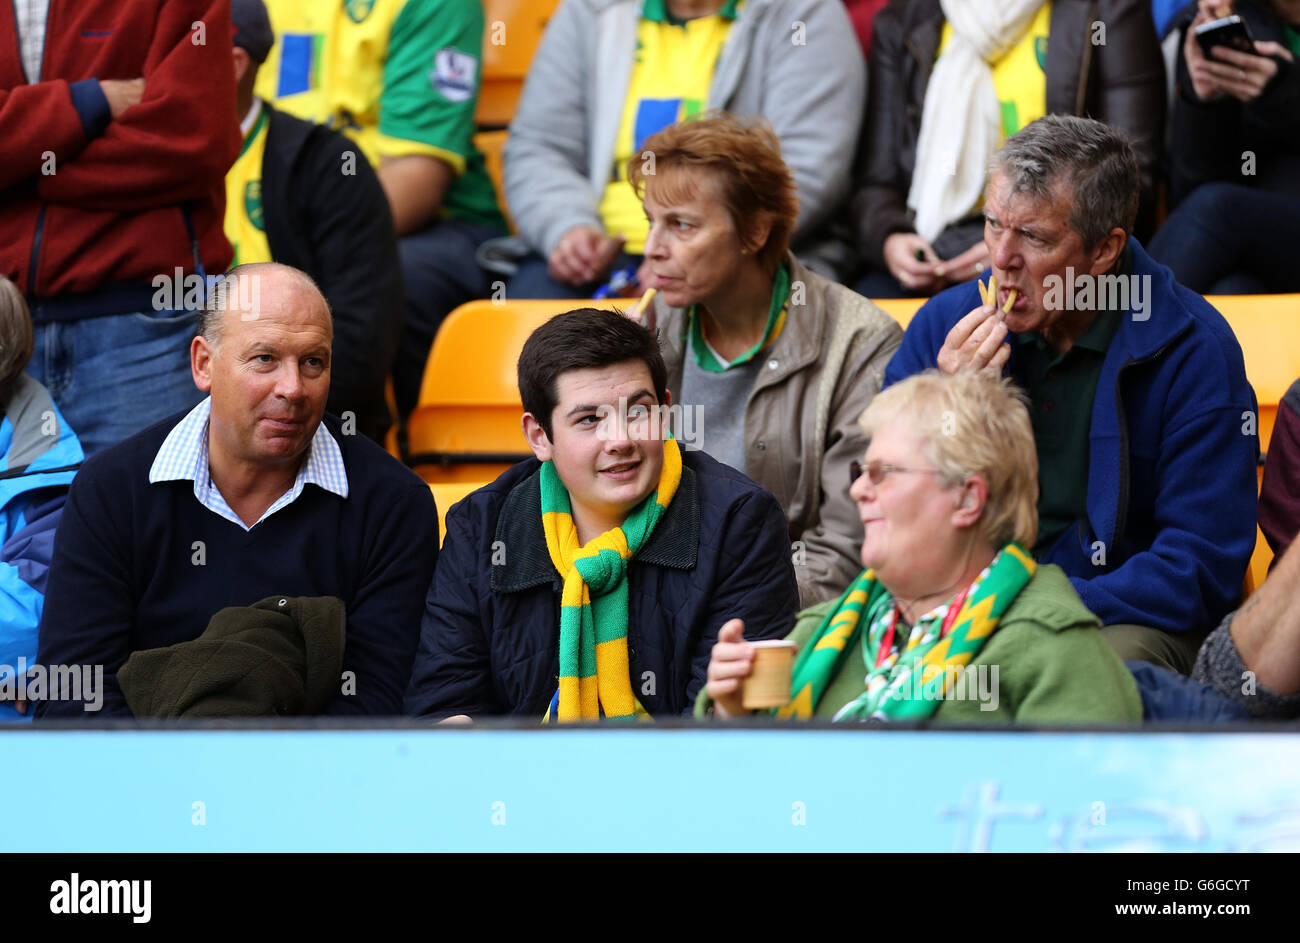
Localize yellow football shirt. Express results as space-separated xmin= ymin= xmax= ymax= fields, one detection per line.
xmin=599 ymin=0 xmax=741 ymax=253
xmin=256 ymin=0 xmax=504 ymax=228
xmin=224 ymin=101 xmax=273 ymax=268
xmin=937 ymin=3 xmax=1051 ymax=141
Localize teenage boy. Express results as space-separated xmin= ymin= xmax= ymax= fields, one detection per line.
xmin=405 ymin=308 xmax=799 ymax=721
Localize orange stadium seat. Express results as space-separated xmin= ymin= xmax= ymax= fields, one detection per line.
xmin=407 ymin=299 xmax=629 ymax=483
xmin=1209 ymin=293 xmax=1300 ymax=593
xmin=473 ymin=129 xmax=512 ymax=231
xmin=476 ymin=0 xmax=561 ymax=129
xmin=429 ymin=480 xmax=487 ymax=545
xmin=869 ymin=297 xmax=923 ymax=331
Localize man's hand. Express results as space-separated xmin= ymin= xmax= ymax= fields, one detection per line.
xmin=99 ymin=78 xmax=145 ymax=119
xmin=934 ymin=240 xmax=991 ymax=286
xmin=548 ymin=226 xmax=625 ymax=287
xmin=937 ymin=302 xmax=1011 ymax=376
xmin=705 ymin=618 xmax=756 ymax=718
xmin=882 ymin=232 xmax=944 ymax=294
xmin=437 ymin=714 xmax=472 ymax=725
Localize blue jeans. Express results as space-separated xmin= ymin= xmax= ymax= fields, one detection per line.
xmin=508 ymin=251 xmax=644 ymax=300
xmin=26 ymin=308 xmax=203 ymax=457
xmin=1147 ymin=182 xmax=1300 ymax=294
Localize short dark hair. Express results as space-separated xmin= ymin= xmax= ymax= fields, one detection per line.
xmin=518 ymin=308 xmax=668 ymax=440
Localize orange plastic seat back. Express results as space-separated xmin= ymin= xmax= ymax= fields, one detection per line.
xmin=869 ymin=297 xmax=924 ymax=331
xmin=408 ymin=300 xmax=628 ymax=483
xmin=476 ymin=0 xmax=561 ymax=128
xmin=473 ymin=129 xmax=512 ymax=230
xmin=430 ymin=480 xmax=489 ymax=545
xmin=1208 ymin=293 xmax=1300 ymax=593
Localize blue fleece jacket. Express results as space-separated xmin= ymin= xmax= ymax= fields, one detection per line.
xmin=0 ymin=375 xmax=83 ymax=723
xmin=884 ymin=238 xmax=1258 ymax=634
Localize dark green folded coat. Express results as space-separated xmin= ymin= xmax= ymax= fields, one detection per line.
xmin=118 ymin=595 xmax=346 ymax=718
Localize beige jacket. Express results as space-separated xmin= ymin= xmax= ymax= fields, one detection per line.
xmin=655 ymin=254 xmax=903 ymax=606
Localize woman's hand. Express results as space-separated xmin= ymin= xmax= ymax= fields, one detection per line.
xmin=882 ymin=232 xmax=945 ymax=294
xmin=705 ymin=618 xmax=756 ymax=718
xmin=935 ymin=240 xmax=991 ymax=286
xmin=548 ymin=225 xmax=625 ymax=287
xmin=1185 ymin=3 xmax=1293 ymax=103
xmin=1186 ymin=8 xmax=1229 ymax=102
xmin=1199 ymin=41 xmax=1294 ymax=101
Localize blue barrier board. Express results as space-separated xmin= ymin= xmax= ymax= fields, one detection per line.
xmin=4 ymin=728 xmax=1298 ymax=852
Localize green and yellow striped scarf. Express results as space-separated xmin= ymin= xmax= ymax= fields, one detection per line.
xmin=540 ymin=437 xmax=683 ymax=722
xmin=777 ymin=544 xmax=1036 ymax=722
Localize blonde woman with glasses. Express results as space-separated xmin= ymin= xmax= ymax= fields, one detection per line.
xmin=698 ymin=368 xmax=1142 ymax=723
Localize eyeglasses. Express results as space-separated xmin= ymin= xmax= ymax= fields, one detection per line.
xmin=850 ymin=459 xmax=944 ymax=488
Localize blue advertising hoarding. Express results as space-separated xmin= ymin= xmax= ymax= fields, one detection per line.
xmin=4 ymin=726 xmax=1299 ymax=852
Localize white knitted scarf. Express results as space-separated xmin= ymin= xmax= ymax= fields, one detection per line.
xmin=907 ymin=0 xmax=1046 ymax=243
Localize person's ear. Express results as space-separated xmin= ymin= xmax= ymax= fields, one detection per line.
xmin=1087 ymin=227 xmax=1127 ymax=277
xmin=521 ymin=412 xmax=553 ymax=462
xmin=952 ymin=475 xmax=989 ymax=529
xmin=192 ymin=336 xmax=215 ymax=392
xmin=232 ymin=46 xmax=252 ymax=86
xmin=741 ymin=213 xmax=773 ymax=257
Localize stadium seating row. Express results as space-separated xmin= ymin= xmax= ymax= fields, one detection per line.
xmin=412 ymin=294 xmax=1300 ymax=596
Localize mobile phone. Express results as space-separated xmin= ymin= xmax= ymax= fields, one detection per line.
xmin=1194 ymin=14 xmax=1256 ymax=60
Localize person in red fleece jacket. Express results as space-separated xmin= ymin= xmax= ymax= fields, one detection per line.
xmin=0 ymin=0 xmax=240 ymax=456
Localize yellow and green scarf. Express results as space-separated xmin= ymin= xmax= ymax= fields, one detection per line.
xmin=541 ymin=437 xmax=683 ymax=722
xmin=777 ymin=544 xmax=1036 ymax=722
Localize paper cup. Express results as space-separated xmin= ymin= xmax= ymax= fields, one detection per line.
xmin=742 ymin=639 xmax=797 ymax=710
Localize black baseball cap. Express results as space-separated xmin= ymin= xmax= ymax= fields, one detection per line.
xmin=231 ymin=0 xmax=274 ymax=64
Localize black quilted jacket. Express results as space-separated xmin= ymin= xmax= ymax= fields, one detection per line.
xmin=405 ymin=450 xmax=801 ymax=719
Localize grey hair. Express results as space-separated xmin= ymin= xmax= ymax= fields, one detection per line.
xmin=197 ymin=262 xmax=330 ymax=348
xmin=988 ymin=115 xmax=1139 ymax=249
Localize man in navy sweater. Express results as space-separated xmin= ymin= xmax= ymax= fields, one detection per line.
xmin=35 ymin=263 xmax=438 ymax=718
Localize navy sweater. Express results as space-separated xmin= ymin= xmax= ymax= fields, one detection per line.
xmin=34 ymin=412 xmax=438 ymax=718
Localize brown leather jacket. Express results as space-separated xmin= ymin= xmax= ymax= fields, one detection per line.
xmin=850 ymin=0 xmax=1165 ymax=266
xmin=653 ymin=254 xmax=903 ymax=606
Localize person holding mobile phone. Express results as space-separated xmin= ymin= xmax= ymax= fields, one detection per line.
xmin=1182 ymin=1 xmax=1295 ymax=104
xmin=848 ymin=0 xmax=1165 ymax=300
xmin=1148 ymin=0 xmax=1300 ymax=292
